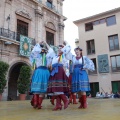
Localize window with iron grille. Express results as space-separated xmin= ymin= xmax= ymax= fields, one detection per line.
xmin=111 ymin=55 xmax=120 ymax=72
xmin=17 ymin=19 xmax=28 ymax=36
xmin=17 ymin=19 xmax=28 ymax=41
xmin=86 ymin=40 xmax=95 ymax=55
xmin=108 ymin=34 xmax=119 ymax=51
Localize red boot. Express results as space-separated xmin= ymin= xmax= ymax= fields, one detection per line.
xmin=69 ymin=94 xmax=73 ymax=104
xmin=37 ymin=97 xmax=43 ymax=109
xmin=78 ymin=97 xmax=83 ymax=108
xmin=73 ymin=94 xmax=78 ymax=104
xmin=50 ymin=96 xmax=56 ymax=105
xmin=82 ymin=95 xmax=87 ymax=108
xmin=53 ymin=96 xmax=62 ymax=111
xmin=33 ymin=94 xmax=39 ymax=108
xmin=59 ymin=94 xmax=69 ymax=109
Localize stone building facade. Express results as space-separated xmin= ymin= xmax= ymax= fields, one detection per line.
xmin=0 ymin=0 xmax=66 ymax=100
xmin=74 ymin=8 xmax=120 ymax=97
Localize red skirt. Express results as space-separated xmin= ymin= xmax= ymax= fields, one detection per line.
xmin=47 ymin=66 xmax=69 ymax=93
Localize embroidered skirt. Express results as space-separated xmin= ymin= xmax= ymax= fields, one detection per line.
xmin=31 ymin=66 xmax=50 ymax=93
xmin=72 ymin=64 xmax=90 ymax=92
xmin=47 ymin=66 xmax=69 ymax=93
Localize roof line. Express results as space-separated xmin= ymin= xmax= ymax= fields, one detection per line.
xmin=73 ymin=7 xmax=120 ymax=24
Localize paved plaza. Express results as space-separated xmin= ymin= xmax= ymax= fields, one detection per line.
xmin=0 ymin=98 xmax=120 ymax=120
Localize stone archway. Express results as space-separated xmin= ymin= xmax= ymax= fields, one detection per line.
xmin=8 ymin=62 xmax=28 ymax=100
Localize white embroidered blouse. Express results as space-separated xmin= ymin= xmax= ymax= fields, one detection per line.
xmin=29 ymin=43 xmax=55 ymax=68
xmin=61 ymin=44 xmax=95 ymax=71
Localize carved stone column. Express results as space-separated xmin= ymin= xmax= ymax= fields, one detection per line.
xmin=35 ymin=8 xmax=43 ymax=42
xmin=58 ymin=22 xmax=64 ymax=44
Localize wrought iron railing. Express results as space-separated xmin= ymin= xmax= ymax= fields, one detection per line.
xmin=0 ymin=28 xmax=16 ymax=40
xmin=46 ymin=2 xmax=56 ymax=11
xmin=0 ymin=28 xmax=36 ymax=45
xmin=37 ymin=0 xmax=42 ymax=3
xmin=36 ymin=0 xmax=60 ymax=14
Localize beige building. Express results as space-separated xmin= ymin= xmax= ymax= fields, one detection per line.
xmin=0 ymin=0 xmax=66 ymax=100
xmin=74 ymin=7 xmax=120 ymax=97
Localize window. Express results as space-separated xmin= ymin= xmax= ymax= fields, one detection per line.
xmin=106 ymin=15 xmax=116 ymax=26
xmin=85 ymin=22 xmax=93 ymax=31
xmin=86 ymin=40 xmax=95 ymax=54
xmin=93 ymin=20 xmax=99 ymax=25
xmin=111 ymin=55 xmax=120 ymax=72
xmin=108 ymin=35 xmax=119 ymax=51
xmin=46 ymin=31 xmax=54 ymax=45
xmin=88 ymin=58 xmax=97 ymax=74
xmin=47 ymin=0 xmax=52 ymax=9
xmin=100 ymin=19 xmax=105 ymax=24
xmin=17 ymin=20 xmax=28 ymax=41
xmin=17 ymin=20 xmax=28 ymax=36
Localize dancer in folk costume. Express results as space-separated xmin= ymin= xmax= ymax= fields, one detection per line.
xmin=68 ymin=60 xmax=78 ymax=104
xmin=61 ymin=41 xmax=95 ymax=109
xmin=30 ymin=41 xmax=54 ymax=109
xmin=47 ymin=44 xmax=69 ymax=111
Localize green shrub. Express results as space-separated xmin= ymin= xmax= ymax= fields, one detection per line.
xmin=17 ymin=65 xmax=31 ymax=94
xmin=0 ymin=61 xmax=9 ymax=93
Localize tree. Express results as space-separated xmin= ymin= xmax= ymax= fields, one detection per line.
xmin=17 ymin=65 xmax=31 ymax=94
xmin=0 ymin=61 xmax=9 ymax=94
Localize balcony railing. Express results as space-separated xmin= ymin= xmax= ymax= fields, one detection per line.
xmin=0 ymin=28 xmax=16 ymax=40
xmin=36 ymin=0 xmax=60 ymax=15
xmin=0 ymin=28 xmax=36 ymax=46
xmin=37 ymin=0 xmax=42 ymax=3
xmin=46 ymin=2 xmax=55 ymax=10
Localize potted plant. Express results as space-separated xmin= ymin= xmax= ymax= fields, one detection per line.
xmin=17 ymin=65 xmax=31 ymax=100
xmin=0 ymin=61 xmax=9 ymax=101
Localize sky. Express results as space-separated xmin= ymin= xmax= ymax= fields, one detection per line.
xmin=63 ymin=0 xmax=120 ymax=49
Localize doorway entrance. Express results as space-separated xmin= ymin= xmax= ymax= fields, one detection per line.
xmin=112 ymin=81 xmax=120 ymax=93
xmin=8 ymin=62 xmax=27 ymax=100
xmin=90 ymin=82 xmax=99 ymax=97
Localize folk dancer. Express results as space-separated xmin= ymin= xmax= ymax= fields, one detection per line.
xmin=30 ymin=41 xmax=54 ymax=109
xmin=61 ymin=41 xmax=95 ymax=109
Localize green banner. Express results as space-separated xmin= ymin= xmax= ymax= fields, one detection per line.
xmin=19 ymin=35 xmax=32 ymax=57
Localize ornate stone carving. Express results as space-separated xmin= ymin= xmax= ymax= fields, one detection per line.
xmin=58 ymin=23 xmax=64 ymax=29
xmin=35 ymin=9 xmax=43 ymax=18
xmin=5 ymin=0 xmax=12 ymax=5
xmin=15 ymin=8 xmax=32 ymax=20
xmin=45 ymin=22 xmax=56 ymax=31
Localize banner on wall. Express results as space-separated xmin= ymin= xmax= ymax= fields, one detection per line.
xmin=19 ymin=35 xmax=32 ymax=57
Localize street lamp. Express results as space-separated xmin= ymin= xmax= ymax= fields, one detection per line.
xmin=6 ymin=14 xmax=10 ymax=31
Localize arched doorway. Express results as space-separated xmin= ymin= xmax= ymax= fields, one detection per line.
xmin=8 ymin=62 xmax=28 ymax=100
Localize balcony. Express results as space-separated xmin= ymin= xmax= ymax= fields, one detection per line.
xmin=37 ymin=0 xmax=42 ymax=3
xmin=0 ymin=28 xmax=36 ymax=46
xmin=46 ymin=2 xmax=55 ymax=11
xmin=35 ymin=0 xmax=62 ymax=16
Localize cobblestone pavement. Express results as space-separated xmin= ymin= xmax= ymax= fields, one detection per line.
xmin=0 ymin=98 xmax=120 ymax=120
